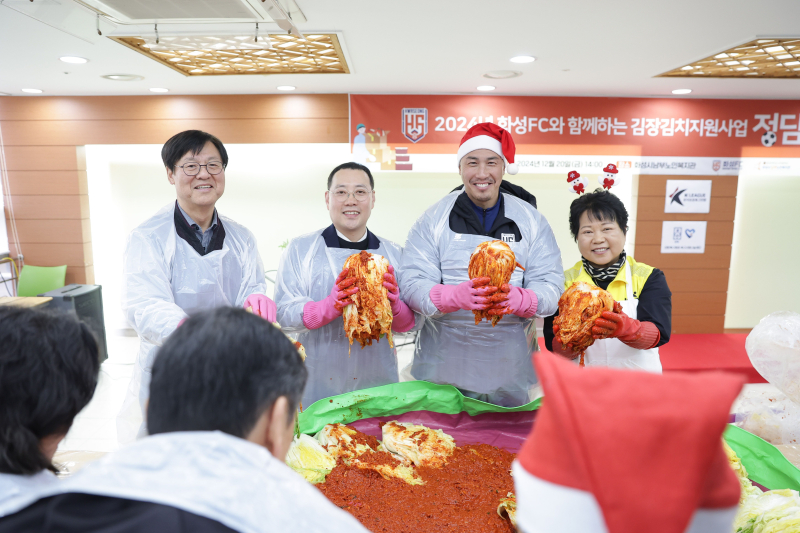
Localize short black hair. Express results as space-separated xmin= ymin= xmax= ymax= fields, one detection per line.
xmin=147 ymin=307 xmax=308 ymax=438
xmin=0 ymin=307 xmax=99 ymax=475
xmin=327 ymin=162 xmax=374 ymax=190
xmin=161 ymin=130 xmax=228 ymax=172
xmin=569 ymin=188 xmax=629 ymax=241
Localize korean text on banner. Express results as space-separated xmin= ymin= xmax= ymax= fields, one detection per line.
xmin=661 ymin=221 xmax=707 ymax=254
xmin=664 ymin=180 xmax=712 ymax=214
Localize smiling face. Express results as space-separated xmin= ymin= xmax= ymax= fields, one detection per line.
xmin=166 ymin=141 xmax=225 ymax=209
xmin=577 ymin=210 xmax=627 ymax=268
xmin=325 ymin=167 xmax=374 ymax=238
xmin=459 ymin=149 xmax=504 ymax=209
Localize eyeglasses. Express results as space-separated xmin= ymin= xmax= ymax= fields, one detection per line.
xmin=331 ymin=189 xmax=372 ymax=202
xmin=179 ymin=162 xmax=224 ymax=176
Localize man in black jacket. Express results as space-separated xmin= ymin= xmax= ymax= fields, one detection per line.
xmin=400 ymin=123 xmax=564 ymax=407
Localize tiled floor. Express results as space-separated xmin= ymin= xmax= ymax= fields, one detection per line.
xmin=57 ymin=335 xmax=137 ymax=453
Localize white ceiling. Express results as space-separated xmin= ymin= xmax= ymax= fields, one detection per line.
xmin=1 ymin=0 xmax=799 ymax=99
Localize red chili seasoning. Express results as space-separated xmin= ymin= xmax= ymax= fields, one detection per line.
xmin=318 ymin=430 xmax=516 ymax=533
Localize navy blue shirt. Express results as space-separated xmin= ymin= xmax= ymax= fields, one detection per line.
xmin=469 ymin=198 xmax=501 ymax=233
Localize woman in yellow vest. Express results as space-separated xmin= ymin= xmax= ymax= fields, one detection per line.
xmin=543 ymin=189 xmax=671 ymax=371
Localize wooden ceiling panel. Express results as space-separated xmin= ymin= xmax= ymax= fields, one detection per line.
xmin=659 ymin=38 xmax=800 ymax=78
xmin=112 ymin=34 xmax=349 ymax=76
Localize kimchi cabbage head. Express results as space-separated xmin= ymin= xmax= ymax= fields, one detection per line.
xmin=554 ymin=281 xmax=615 ymax=361
xmin=316 ymin=423 xmax=374 ymax=461
xmin=724 ymin=440 xmax=763 ymax=502
xmin=381 ymin=421 xmax=456 ymax=468
xmin=733 ymin=489 xmax=800 ymax=533
xmin=342 ymin=251 xmax=394 ymax=350
xmin=467 ymin=240 xmax=524 ymax=327
xmin=285 ymin=433 xmax=336 ymax=484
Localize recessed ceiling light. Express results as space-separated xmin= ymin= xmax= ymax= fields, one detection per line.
xmin=483 ymin=70 xmax=522 ymax=79
xmin=672 ymin=89 xmax=692 ymax=95
xmin=102 ymin=74 xmax=144 ymax=81
xmin=277 ymin=85 xmax=296 ymax=91
xmin=60 ymin=56 xmax=88 ymax=64
xmin=510 ymin=55 xmax=535 ymax=64
xmin=149 ymin=88 xmax=169 ymax=93
xmin=476 ymin=86 xmax=496 ymax=91
xmin=21 ymin=88 xmax=43 ymax=94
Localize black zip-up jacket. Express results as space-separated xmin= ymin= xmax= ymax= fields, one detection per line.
xmin=448 ymin=181 xmax=538 ymax=241
xmin=0 ymin=493 xmax=235 ymax=533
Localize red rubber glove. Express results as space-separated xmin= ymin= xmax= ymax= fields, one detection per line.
xmin=550 ymin=323 xmax=579 ymax=360
xmin=243 ymin=294 xmax=277 ymax=322
xmin=430 ymin=277 xmax=498 ymax=314
xmin=486 ymin=284 xmax=538 ymax=319
xmin=302 ymin=268 xmax=359 ymax=329
xmin=591 ymin=302 xmax=660 ymax=350
xmin=382 ymin=265 xmax=415 ymax=332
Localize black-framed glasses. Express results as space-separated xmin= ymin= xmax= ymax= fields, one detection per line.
xmin=179 ymin=162 xmax=224 ymax=176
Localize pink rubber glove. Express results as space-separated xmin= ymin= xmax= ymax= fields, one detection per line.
xmin=383 ymin=265 xmax=415 ymax=332
xmin=302 ymin=269 xmax=359 ymax=330
xmin=244 ymin=294 xmax=277 ymax=322
xmin=487 ymin=284 xmax=538 ymax=319
xmin=430 ymin=277 xmax=498 ymax=314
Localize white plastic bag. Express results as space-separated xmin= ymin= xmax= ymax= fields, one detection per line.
xmin=746 ymin=311 xmax=800 ymax=403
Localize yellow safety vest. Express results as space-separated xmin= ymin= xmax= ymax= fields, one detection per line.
xmin=563 ymin=256 xmax=654 ymax=302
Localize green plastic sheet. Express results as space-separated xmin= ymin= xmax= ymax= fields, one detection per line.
xmin=298 ymin=380 xmax=800 ymax=492
xmin=725 ymin=424 xmax=800 ymax=491
xmin=298 ymin=380 xmax=540 ymax=435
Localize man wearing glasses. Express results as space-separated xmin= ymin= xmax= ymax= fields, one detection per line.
xmin=274 ymin=162 xmax=416 ymax=406
xmin=117 ymin=130 xmax=275 ymax=443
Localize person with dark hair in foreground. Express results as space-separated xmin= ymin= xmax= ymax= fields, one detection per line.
xmin=117 ymin=129 xmax=277 ymax=444
xmin=544 ymin=189 xmax=672 ymax=371
xmin=274 ymin=161 xmax=417 ymax=406
xmin=0 ymin=307 xmax=100 ymax=517
xmin=0 ymin=308 xmax=368 ymax=533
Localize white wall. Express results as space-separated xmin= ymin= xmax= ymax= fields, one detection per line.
xmin=0 ymin=170 xmax=12 ymax=297
xmin=86 ymin=144 xmax=634 ymax=331
xmin=726 ymin=173 xmax=800 ymax=328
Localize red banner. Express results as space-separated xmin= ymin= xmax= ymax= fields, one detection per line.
xmin=350 ymin=95 xmax=800 ymax=158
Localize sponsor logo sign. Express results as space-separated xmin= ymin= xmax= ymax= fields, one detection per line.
xmin=661 ymin=221 xmax=707 ymax=254
xmin=665 ymin=179 xmax=712 ymax=213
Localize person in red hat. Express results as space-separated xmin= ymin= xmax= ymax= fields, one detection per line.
xmin=400 ymin=123 xmax=564 ymax=407
xmin=514 ymin=350 xmax=744 ymax=533
xmin=543 ymin=188 xmax=672 ymax=371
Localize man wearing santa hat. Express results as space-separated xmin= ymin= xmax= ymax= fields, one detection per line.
xmin=513 ymin=350 xmax=744 ymax=533
xmin=400 ymin=123 xmax=564 ymax=407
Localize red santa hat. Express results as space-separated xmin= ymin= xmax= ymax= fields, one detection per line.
xmin=513 ymin=351 xmax=744 ymax=533
xmin=456 ymin=122 xmax=518 ymax=175
xmin=603 ymin=163 xmax=619 ymax=174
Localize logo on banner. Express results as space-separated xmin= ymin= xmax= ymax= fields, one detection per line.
xmin=401 ymin=108 xmax=428 ymax=143
xmin=712 ymin=160 xmax=721 ymax=171
xmin=669 ymin=187 xmax=688 ymax=206
xmin=665 ymin=180 xmax=712 ymax=214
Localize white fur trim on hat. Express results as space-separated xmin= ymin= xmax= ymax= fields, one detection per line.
xmin=456 ymin=135 xmax=508 ymax=169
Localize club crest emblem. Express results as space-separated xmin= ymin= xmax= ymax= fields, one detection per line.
xmin=401 ymin=108 xmax=428 ymax=143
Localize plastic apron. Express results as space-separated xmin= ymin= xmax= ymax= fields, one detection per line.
xmin=18 ymin=432 xmax=368 ymax=533
xmin=275 ymin=232 xmax=402 ymax=407
xmin=117 ymin=206 xmax=266 ymax=444
xmin=412 ymin=232 xmax=537 ymax=407
xmin=581 ymin=260 xmax=662 ymax=372
xmin=0 ymin=471 xmax=58 ymax=518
